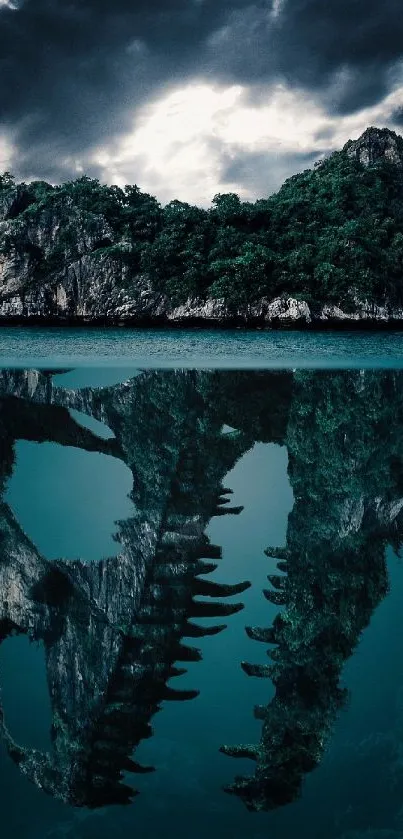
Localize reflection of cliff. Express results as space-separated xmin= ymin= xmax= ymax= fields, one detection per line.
xmin=0 ymin=369 xmax=280 ymax=806
xmin=1 ymin=369 xmax=403 ymax=814
xmin=222 ymin=371 xmax=403 ymax=811
xmin=0 ymin=368 xmax=293 ymax=808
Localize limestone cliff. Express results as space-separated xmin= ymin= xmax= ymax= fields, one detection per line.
xmin=1 ymin=127 xmax=403 ymax=326
xmin=344 ymin=126 xmax=403 ymax=169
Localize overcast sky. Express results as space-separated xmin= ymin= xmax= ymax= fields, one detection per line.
xmin=1 ymin=0 xmax=403 ymax=205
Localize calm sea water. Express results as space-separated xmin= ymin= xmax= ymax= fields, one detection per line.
xmin=0 ymin=325 xmax=401 ymax=368
xmin=0 ymin=342 xmax=403 ymax=838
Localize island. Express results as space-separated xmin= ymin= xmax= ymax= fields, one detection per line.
xmin=1 ymin=126 xmax=403 ymax=327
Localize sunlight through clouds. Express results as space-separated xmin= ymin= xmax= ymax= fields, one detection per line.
xmin=92 ymin=84 xmax=244 ymax=205
xmin=2 ymin=0 xmax=403 ymax=189
xmin=91 ymin=81 xmax=403 ymax=206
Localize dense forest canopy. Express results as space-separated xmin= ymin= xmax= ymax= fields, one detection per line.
xmin=2 ymin=128 xmax=403 ymax=310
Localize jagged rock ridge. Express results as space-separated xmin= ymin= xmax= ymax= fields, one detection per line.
xmin=344 ymin=126 xmax=403 ymax=169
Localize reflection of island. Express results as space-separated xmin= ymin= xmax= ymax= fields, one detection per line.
xmin=222 ymin=371 xmax=403 ymax=811
xmin=0 ymin=369 xmax=403 ymax=813
xmin=0 ymin=369 xmax=268 ymax=806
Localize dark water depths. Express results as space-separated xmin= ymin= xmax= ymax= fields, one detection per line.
xmin=1 ymin=366 xmax=403 ymax=838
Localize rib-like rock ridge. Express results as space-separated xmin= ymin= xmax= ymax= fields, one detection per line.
xmin=0 ymin=369 xmax=261 ymax=806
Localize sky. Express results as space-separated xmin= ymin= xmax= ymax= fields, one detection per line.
xmin=1 ymin=0 xmax=403 ymax=206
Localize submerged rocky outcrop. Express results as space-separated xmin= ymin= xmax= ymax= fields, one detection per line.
xmin=2 ymin=127 xmax=403 ymax=326
xmin=0 ymin=369 xmax=263 ymax=806
xmin=222 ymin=370 xmax=403 ymax=810
xmin=0 ymin=368 xmax=403 ymax=812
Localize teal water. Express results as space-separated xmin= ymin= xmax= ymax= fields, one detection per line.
xmin=5 ymin=441 xmax=134 ymax=562
xmin=0 ymin=365 xmax=403 ymax=839
xmin=0 ymin=326 xmax=402 ymax=367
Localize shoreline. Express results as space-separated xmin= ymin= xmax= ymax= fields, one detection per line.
xmin=0 ymin=316 xmax=403 ymax=331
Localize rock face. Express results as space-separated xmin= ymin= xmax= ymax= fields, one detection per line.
xmin=168 ymin=296 xmax=314 ymax=325
xmin=2 ymin=286 xmax=403 ymax=325
xmin=168 ymin=294 xmax=403 ymax=326
xmin=0 ymin=199 xmax=168 ymax=321
xmin=344 ymin=126 xmax=403 ymax=169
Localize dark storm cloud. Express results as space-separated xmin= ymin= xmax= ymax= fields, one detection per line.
xmin=0 ymin=0 xmax=251 ymax=178
xmin=1 ymin=0 xmax=403 ymax=183
xmin=202 ymin=0 xmax=403 ymax=112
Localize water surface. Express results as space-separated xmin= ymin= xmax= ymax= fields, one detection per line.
xmin=0 ymin=326 xmax=402 ymax=368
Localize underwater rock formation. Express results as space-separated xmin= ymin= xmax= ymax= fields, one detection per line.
xmin=221 ymin=370 xmax=403 ymax=811
xmin=1 ymin=368 xmax=403 ymax=814
xmin=0 ymin=369 xmax=264 ymax=806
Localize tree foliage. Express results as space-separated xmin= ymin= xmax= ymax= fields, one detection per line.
xmin=3 ymin=146 xmax=403 ymax=307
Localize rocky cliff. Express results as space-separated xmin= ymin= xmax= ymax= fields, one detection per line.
xmin=344 ymin=126 xmax=403 ymax=169
xmin=2 ymin=127 xmax=403 ymax=326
